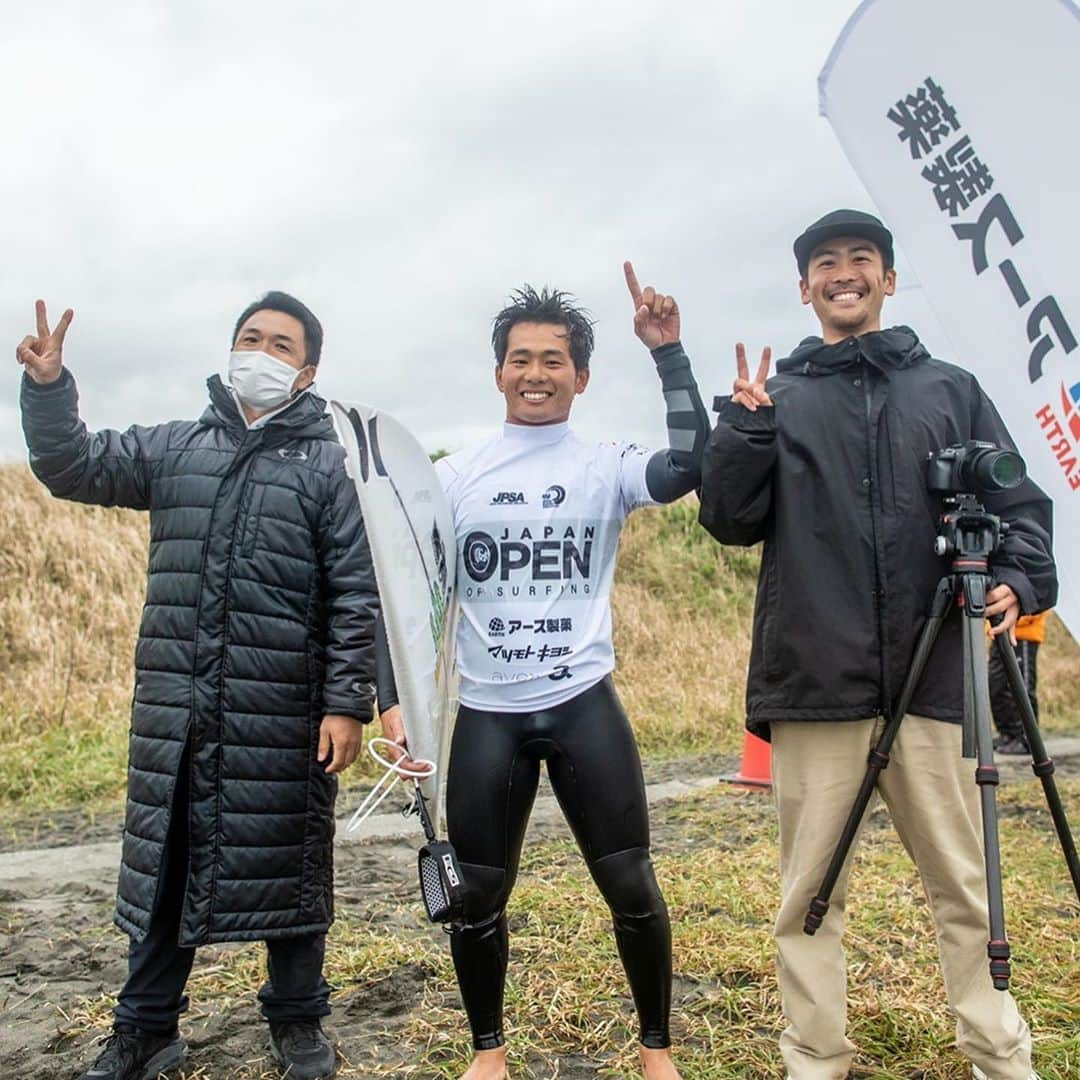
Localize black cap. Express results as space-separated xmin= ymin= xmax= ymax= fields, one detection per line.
xmin=793 ymin=209 xmax=894 ymax=277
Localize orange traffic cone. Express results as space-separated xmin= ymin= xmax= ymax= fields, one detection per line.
xmin=722 ymin=731 xmax=772 ymax=790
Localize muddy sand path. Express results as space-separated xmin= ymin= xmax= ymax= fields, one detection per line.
xmin=2 ymin=744 xmax=1078 ymax=1080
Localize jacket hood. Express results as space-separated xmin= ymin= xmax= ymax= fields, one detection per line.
xmin=777 ymin=325 xmax=930 ymax=377
xmin=201 ymin=374 xmax=335 ymax=441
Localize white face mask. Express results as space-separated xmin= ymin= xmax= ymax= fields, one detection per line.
xmin=227 ymin=350 xmax=306 ymax=412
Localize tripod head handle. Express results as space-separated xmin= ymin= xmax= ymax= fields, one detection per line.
xmin=934 ymin=497 xmax=1005 ymax=563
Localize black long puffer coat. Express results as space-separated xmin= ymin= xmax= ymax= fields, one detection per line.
xmin=698 ymin=327 xmax=1057 ymax=741
xmin=21 ymin=370 xmax=378 ymax=944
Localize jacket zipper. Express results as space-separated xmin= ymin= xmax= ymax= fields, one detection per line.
xmin=863 ymin=364 xmax=887 ymax=717
xmin=238 ymin=483 xmax=264 ymax=559
xmin=207 ymin=433 xmax=262 ymax=931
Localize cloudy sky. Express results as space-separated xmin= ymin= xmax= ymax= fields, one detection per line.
xmin=2 ymin=0 xmax=949 ymax=461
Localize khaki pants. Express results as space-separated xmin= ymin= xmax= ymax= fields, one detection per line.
xmin=772 ymin=716 xmax=1032 ymax=1080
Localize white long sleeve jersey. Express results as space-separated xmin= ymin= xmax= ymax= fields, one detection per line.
xmin=436 ymin=421 xmax=656 ymax=712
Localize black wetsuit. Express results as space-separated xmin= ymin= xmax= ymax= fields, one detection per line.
xmin=449 ymin=676 xmax=669 ymax=1048
xmin=377 ymin=342 xmax=708 ymax=1050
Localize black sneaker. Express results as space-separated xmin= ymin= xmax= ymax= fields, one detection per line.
xmin=268 ymin=1019 xmax=337 ymax=1079
xmin=77 ymin=1028 xmax=186 ymax=1080
xmin=994 ymin=734 xmax=1030 ymax=755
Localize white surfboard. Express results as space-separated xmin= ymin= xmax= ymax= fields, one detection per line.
xmin=329 ymin=401 xmax=457 ymax=829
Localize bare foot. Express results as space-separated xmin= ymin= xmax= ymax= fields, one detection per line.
xmin=640 ymin=1045 xmax=682 ymax=1080
xmin=462 ymin=1047 xmax=508 ymax=1080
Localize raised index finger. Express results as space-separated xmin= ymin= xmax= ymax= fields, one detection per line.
xmin=35 ymin=299 xmax=50 ymax=341
xmin=623 ymin=261 xmax=644 ymax=307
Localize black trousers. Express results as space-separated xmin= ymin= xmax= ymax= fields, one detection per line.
xmin=446 ymin=676 xmax=672 ymax=1051
xmin=988 ymin=638 xmax=1039 ymax=740
xmin=113 ymin=747 xmax=331 ymax=1035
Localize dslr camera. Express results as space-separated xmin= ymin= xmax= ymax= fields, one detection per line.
xmin=927 ymin=440 xmax=1026 ymax=495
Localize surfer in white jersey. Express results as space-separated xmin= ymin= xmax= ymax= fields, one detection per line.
xmin=377 ymin=267 xmax=708 ymax=1080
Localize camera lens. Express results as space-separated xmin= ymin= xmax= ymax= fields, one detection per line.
xmin=969 ymin=448 xmax=1026 ymax=491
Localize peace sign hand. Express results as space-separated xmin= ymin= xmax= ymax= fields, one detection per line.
xmin=16 ymin=300 xmax=74 ymax=385
xmin=732 ymin=342 xmax=773 ymax=411
xmin=624 ymin=261 xmax=680 ymax=350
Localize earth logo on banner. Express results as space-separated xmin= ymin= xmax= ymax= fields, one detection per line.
xmin=1033 ymin=380 xmax=1080 ymax=492
xmin=1062 ymin=383 xmax=1080 ymax=442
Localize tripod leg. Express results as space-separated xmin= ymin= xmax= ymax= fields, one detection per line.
xmin=804 ymin=577 xmax=953 ymax=935
xmin=963 ymin=609 xmax=1011 ymax=991
xmin=994 ymin=633 xmax=1080 ymax=903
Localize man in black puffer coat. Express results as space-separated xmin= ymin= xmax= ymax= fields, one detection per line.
xmin=698 ymin=211 xmax=1055 ymax=1080
xmin=18 ymin=292 xmax=377 ymax=1080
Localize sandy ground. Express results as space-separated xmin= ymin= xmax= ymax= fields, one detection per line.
xmin=1 ymin=744 xmax=1077 ymax=1080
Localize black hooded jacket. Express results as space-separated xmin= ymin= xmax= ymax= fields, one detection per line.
xmin=20 ymin=369 xmax=378 ymax=943
xmin=698 ymin=327 xmax=1056 ymax=740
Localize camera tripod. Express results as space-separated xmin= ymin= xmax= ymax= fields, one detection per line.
xmin=802 ymin=493 xmax=1080 ymax=990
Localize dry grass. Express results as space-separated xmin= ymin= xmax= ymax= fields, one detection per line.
xmin=1039 ymin=613 xmax=1079 ymax=729
xmin=51 ymin=780 xmax=1080 ymax=1078
xmin=1 ymin=466 xmax=1078 ymax=814
xmin=612 ymin=499 xmax=759 ymax=761
xmin=0 ymin=465 xmax=147 ymax=809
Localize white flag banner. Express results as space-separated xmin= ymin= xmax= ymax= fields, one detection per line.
xmin=820 ymin=0 xmax=1080 ymax=638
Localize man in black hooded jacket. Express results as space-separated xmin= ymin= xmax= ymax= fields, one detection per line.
xmin=698 ymin=210 xmax=1056 ymax=1080
xmin=17 ymin=292 xmax=377 ymax=1080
